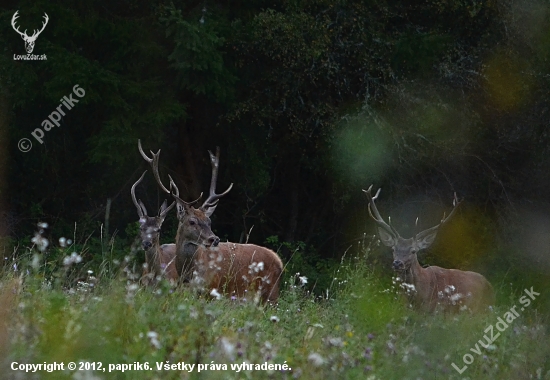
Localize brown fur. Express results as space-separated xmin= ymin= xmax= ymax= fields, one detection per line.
xmin=397 ymin=259 xmax=495 ymax=313
xmin=154 ymin=243 xmax=178 ymax=283
xmin=140 ymin=225 xmax=178 ymax=285
xmin=179 ymin=242 xmax=283 ymax=304
xmin=174 ymin=206 xmax=283 ymax=304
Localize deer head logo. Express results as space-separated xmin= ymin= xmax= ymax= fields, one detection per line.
xmin=11 ymin=11 xmax=49 ymax=54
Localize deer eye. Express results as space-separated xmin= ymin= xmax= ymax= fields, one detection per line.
xmin=189 ymin=219 xmax=196 ymax=226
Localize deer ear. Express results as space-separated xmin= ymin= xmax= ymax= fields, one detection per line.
xmin=203 ymin=203 xmax=218 ymax=218
xmin=138 ymin=201 xmax=148 ymax=216
xmin=159 ymin=200 xmax=168 ymax=214
xmin=377 ymin=227 xmax=396 ymax=247
xmin=177 ymin=203 xmax=186 ymax=218
xmin=415 ymin=229 xmax=438 ymax=250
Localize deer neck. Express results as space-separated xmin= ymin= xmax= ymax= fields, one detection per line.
xmin=174 ymin=227 xmax=201 ymax=281
xmin=181 ymin=241 xmax=199 ymax=257
xmin=145 ymin=238 xmax=161 ymax=271
xmin=400 ymin=257 xmax=426 ymax=288
xmin=175 ymin=227 xmax=200 ymax=256
xmin=399 ymin=256 xmax=435 ymax=308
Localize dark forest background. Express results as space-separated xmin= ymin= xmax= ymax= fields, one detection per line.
xmin=0 ymin=0 xmax=549 ymax=291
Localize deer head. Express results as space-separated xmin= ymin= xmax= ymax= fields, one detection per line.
xmin=363 ymin=185 xmax=460 ymax=272
xmin=137 ymin=140 xmax=233 ymax=248
xmin=11 ymin=11 xmax=49 ymax=54
xmin=131 ymin=170 xmax=174 ymax=250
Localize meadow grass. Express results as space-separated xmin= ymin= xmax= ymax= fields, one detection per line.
xmin=0 ymin=232 xmax=549 ymax=380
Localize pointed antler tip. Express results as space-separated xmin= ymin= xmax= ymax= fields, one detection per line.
xmin=362 ymin=184 xmax=375 ymax=194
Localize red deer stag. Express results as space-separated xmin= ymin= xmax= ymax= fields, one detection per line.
xmin=131 ymin=170 xmax=178 ymax=285
xmin=138 ymin=140 xmax=283 ymax=304
xmin=363 ymin=185 xmax=494 ymax=313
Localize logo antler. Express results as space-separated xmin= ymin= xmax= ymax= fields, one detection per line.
xmin=12 ymin=11 xmax=49 ymax=54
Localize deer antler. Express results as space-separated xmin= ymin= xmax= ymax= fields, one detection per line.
xmin=137 ymin=140 xmax=181 ymax=211
xmin=200 ymin=147 xmax=233 ymax=212
xmin=415 ymin=192 xmax=461 ymax=240
xmin=138 ymin=139 xmax=172 ymax=194
xmin=362 ymin=185 xmax=400 ymax=238
xmin=131 ymin=170 xmax=148 ymax=218
xmin=138 ymin=140 xmax=202 ymax=208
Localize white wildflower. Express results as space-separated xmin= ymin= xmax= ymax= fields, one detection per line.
xmin=147 ymin=331 xmax=161 ymax=349
xmin=327 ymin=337 xmax=344 ymax=347
xmin=400 ymin=282 xmax=416 ymax=294
xmin=450 ymin=293 xmax=463 ymax=302
xmin=210 ymin=288 xmax=222 ymax=300
xmin=220 ymin=337 xmax=236 ymax=359
xmin=63 ymin=252 xmax=82 ymax=266
xmin=248 ymin=261 xmax=264 ymax=273
xmin=308 ymin=352 xmax=325 ymax=366
xmin=31 ymin=254 xmax=41 ymax=269
xmin=31 ymin=232 xmax=49 ymax=252
xmin=444 ymin=285 xmax=456 ymax=294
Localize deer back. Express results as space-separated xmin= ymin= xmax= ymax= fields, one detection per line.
xmin=416 ymin=266 xmax=495 ymax=313
xmin=189 ymin=243 xmax=283 ymax=304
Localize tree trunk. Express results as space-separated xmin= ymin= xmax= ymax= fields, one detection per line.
xmin=177 ymin=119 xmax=202 ymax=199
xmin=284 ymin=156 xmax=300 ymax=244
xmin=0 ymin=93 xmax=9 ymax=243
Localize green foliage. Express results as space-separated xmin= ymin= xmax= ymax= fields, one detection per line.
xmin=265 ymin=235 xmax=337 ymax=294
xmin=332 ymin=110 xmax=393 ymax=187
xmin=159 ymin=3 xmax=237 ymax=102
xmin=391 ymin=32 xmax=452 ymax=76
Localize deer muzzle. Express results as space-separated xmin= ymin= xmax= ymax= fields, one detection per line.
xmin=392 ymin=260 xmax=405 ymax=271
xmin=207 ymin=236 xmax=220 ymax=247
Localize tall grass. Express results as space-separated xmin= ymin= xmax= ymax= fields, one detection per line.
xmin=0 ymin=226 xmax=549 ymax=379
